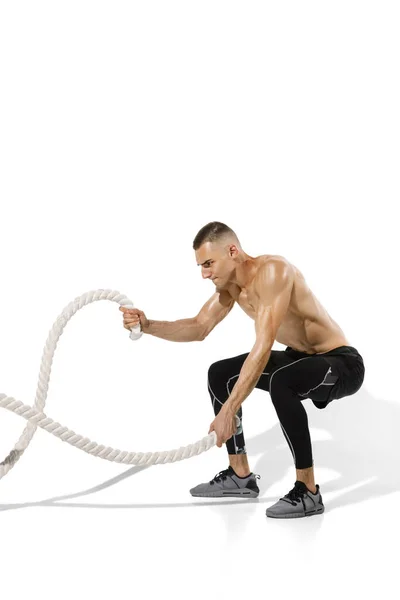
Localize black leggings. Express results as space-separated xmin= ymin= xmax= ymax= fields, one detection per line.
xmin=207 ymin=345 xmax=365 ymax=469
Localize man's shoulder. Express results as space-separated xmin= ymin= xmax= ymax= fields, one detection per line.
xmin=255 ymin=254 xmax=293 ymax=276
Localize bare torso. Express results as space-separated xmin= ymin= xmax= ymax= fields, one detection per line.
xmin=226 ymin=254 xmax=350 ymax=355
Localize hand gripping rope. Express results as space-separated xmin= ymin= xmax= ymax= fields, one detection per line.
xmin=0 ymin=289 xmax=240 ymax=483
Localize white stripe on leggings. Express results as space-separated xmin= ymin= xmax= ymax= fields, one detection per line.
xmin=280 ymin=422 xmax=295 ymax=460
xmin=297 ymin=366 xmax=333 ymax=397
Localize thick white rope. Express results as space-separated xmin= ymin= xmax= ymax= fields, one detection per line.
xmin=0 ymin=289 xmax=236 ymax=482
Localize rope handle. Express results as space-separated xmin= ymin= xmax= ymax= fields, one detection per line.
xmin=118 ymin=301 xmax=143 ymax=341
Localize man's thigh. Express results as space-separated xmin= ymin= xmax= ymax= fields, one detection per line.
xmin=255 ymin=349 xmax=297 ymax=392
xmin=261 ymin=354 xmax=339 ymax=408
xmin=255 ymin=348 xmax=363 ymax=409
xmin=295 ymin=356 xmax=340 ymax=407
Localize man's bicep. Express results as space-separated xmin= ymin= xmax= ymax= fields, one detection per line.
xmin=195 ymin=291 xmax=235 ymax=339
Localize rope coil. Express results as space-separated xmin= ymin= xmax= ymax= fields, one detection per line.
xmin=0 ymin=289 xmax=227 ymax=482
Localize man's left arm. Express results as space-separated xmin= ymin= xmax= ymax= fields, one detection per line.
xmin=224 ymin=260 xmax=294 ymax=416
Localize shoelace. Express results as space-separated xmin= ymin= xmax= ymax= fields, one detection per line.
xmin=209 ymin=468 xmax=231 ymax=485
xmin=283 ymin=485 xmax=306 ymax=505
xmin=209 ymin=469 xmax=261 ymax=485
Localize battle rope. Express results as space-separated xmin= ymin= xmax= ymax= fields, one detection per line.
xmin=0 ymin=289 xmax=240 ymax=482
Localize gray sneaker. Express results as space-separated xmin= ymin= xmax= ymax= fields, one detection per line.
xmin=266 ymin=480 xmax=324 ymax=518
xmin=190 ymin=466 xmax=261 ymax=498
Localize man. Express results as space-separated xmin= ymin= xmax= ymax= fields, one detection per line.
xmin=120 ymin=221 xmax=365 ymax=518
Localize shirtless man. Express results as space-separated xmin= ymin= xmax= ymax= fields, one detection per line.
xmin=119 ymin=221 xmax=365 ymax=518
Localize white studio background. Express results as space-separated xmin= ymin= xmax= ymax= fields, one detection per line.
xmin=0 ymin=1 xmax=398 ymax=599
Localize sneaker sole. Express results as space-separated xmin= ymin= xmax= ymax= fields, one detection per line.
xmin=266 ymin=506 xmax=325 ymax=518
xmin=191 ymin=489 xmax=259 ymax=498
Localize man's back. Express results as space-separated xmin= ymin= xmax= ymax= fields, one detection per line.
xmin=225 ymin=254 xmax=350 ymax=354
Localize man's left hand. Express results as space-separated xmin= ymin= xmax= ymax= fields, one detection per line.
xmin=208 ymin=407 xmax=237 ymax=448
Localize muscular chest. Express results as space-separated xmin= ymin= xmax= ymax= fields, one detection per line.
xmin=234 ymin=288 xmax=257 ymax=318
xmin=234 ymin=287 xmax=299 ymax=336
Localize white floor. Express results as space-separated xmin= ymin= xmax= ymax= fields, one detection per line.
xmin=1 ymin=385 xmax=397 ymax=599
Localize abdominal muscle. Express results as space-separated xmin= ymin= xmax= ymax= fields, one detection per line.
xmin=228 ymin=255 xmax=350 ymax=355
xmin=275 ymin=317 xmax=350 ymax=354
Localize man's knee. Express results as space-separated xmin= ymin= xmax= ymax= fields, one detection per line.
xmin=207 ymin=361 xmax=224 ymax=406
xmin=207 ymin=359 xmax=229 ymax=384
xmin=269 ymin=370 xmax=295 ymax=405
xmin=269 ymin=369 xmax=289 ymax=390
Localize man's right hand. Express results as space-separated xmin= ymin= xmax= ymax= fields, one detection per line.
xmin=119 ymin=306 xmax=149 ymax=332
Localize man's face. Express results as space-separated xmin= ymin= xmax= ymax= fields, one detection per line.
xmin=195 ymin=242 xmax=232 ymax=288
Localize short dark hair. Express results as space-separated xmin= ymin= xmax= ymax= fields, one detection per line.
xmin=192 ymin=221 xmax=240 ymax=251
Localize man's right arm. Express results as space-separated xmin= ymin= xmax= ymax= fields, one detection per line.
xmin=143 ymin=290 xmax=235 ymax=342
